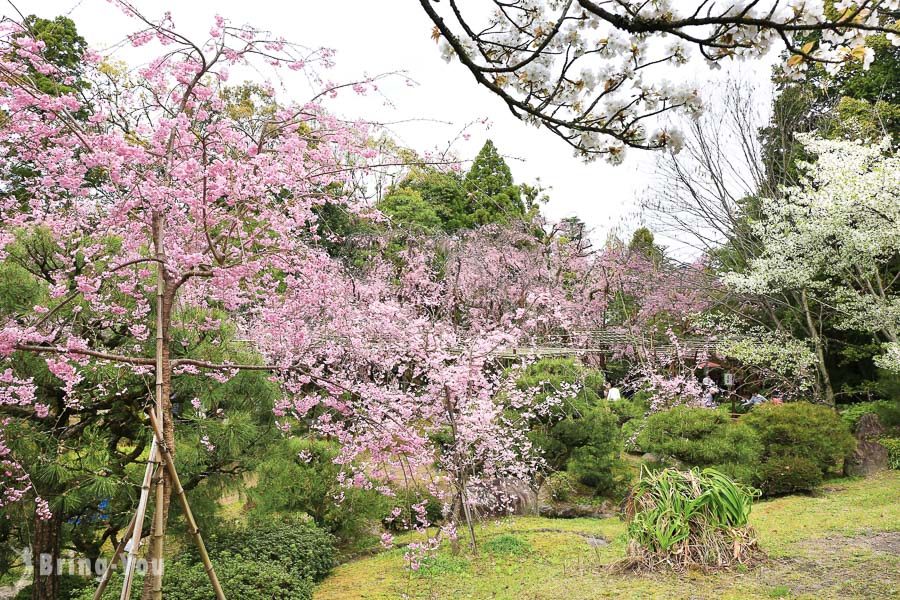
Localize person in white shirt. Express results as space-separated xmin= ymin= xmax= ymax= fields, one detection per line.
xmin=605 ymin=382 xmax=621 ymax=401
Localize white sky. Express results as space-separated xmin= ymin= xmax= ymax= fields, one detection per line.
xmin=13 ymin=0 xmax=777 ymax=250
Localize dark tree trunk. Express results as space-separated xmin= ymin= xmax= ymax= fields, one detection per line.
xmin=31 ymin=511 xmax=62 ymax=600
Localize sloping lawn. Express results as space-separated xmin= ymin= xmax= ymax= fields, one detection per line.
xmin=315 ymin=471 xmax=900 ymax=599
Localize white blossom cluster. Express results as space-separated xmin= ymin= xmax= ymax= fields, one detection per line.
xmin=725 ymin=135 xmax=900 ymax=371
xmin=427 ymin=0 xmax=899 ymax=162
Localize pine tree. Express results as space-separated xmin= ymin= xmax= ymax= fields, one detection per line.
xmin=463 ymin=140 xmax=525 ymax=226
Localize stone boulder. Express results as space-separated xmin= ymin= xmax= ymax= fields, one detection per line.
xmin=844 ymin=413 xmax=888 ymax=477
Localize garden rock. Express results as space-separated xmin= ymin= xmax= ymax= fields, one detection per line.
xmin=844 ymin=414 xmax=888 ymax=477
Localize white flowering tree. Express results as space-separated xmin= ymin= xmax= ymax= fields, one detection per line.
xmin=725 ymin=136 xmax=900 ymax=390
xmin=419 ymin=0 xmax=899 ymax=162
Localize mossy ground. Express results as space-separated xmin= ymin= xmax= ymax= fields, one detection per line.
xmin=315 ymin=471 xmax=900 ymax=599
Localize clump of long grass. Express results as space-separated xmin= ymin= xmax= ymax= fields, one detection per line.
xmin=620 ymin=467 xmax=763 ymax=571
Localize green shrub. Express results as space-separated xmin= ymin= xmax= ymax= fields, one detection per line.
xmin=743 ymin=402 xmax=856 ymax=495
xmin=840 ymin=400 xmax=900 ymax=430
xmin=744 ymin=402 xmax=855 ymax=473
xmin=562 ymin=406 xmax=626 ymax=495
xmin=383 ymin=488 xmax=444 ymax=532
xmin=602 ymin=394 xmax=649 ymax=426
xmin=516 ymin=359 xmax=623 ymax=496
xmin=754 ymin=455 xmax=822 ymax=495
xmin=16 ymin=574 xmax=90 ymax=600
xmin=164 ymin=553 xmax=312 ymax=600
xmin=200 ymin=516 xmax=336 ymax=582
xmin=636 ymin=407 xmax=761 ymax=480
xmin=881 ymin=437 xmax=900 ymax=470
xmin=543 ymin=471 xmax=576 ymax=502
xmin=249 ymin=438 xmax=388 ymax=547
xmin=624 ymin=467 xmax=761 ymax=568
xmin=78 ymin=555 xmax=312 ymax=600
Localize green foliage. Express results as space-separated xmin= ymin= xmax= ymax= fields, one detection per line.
xmin=383 ymin=488 xmax=444 ymax=533
xmin=377 ymin=188 xmax=442 ymax=231
xmin=0 ymin=261 xmax=45 ymax=314
xmin=754 ymin=455 xmax=822 ymax=496
xmin=625 ymin=468 xmax=760 ymax=566
xmin=516 ymin=359 xmax=622 ymax=495
xmin=636 ymin=407 xmax=761 ymax=482
xmin=15 ymin=574 xmax=90 ymax=600
xmin=543 ymin=471 xmax=576 ymax=502
xmin=564 ymin=407 xmax=626 ymax=495
xmin=628 ymin=227 xmax=663 ymax=263
xmin=604 ymin=394 xmax=649 ymax=427
xmin=248 ymin=438 xmax=388 ymax=545
xmin=482 ymin=534 xmax=531 ymax=556
xmin=840 ymin=399 xmax=900 ymax=430
xmin=165 ymin=554 xmax=313 ymax=600
xmin=78 ymin=554 xmax=313 ymax=600
xmin=199 ymin=516 xmax=336 ymax=583
xmin=743 ymin=402 xmax=855 ymax=473
xmin=463 ymin=140 xmax=525 ymax=226
xmin=742 ymin=402 xmax=855 ymax=494
xmin=19 ymin=15 xmax=88 ymax=96
xmin=880 ymin=438 xmax=900 ymax=470
xmin=379 ymin=140 xmax=532 ymax=233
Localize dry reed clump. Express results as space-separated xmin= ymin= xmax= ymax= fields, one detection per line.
xmin=617 ymin=467 xmax=764 ymax=572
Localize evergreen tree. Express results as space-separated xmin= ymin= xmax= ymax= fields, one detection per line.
xmin=463 ymin=140 xmax=525 ymax=227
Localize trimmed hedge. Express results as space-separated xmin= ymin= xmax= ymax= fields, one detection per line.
xmin=74 ymin=554 xmax=312 ymax=600
xmin=201 ymin=516 xmax=336 ymax=582
xmin=636 ymin=406 xmax=761 ymax=482
xmin=743 ymin=402 xmax=856 ymax=495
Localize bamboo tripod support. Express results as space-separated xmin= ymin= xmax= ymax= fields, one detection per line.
xmin=117 ymin=439 xmax=159 ymax=600
xmin=91 ymin=413 xmax=225 ymax=599
xmin=92 ymin=502 xmax=138 ymax=599
xmin=145 ymin=409 xmax=226 ymax=600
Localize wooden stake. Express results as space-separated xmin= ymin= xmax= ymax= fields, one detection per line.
xmin=120 ymin=439 xmax=159 ymax=600
xmin=149 ymin=213 xmax=166 ymax=600
xmin=92 ymin=512 xmax=136 ymax=600
xmin=146 ymin=409 xmax=226 ymax=600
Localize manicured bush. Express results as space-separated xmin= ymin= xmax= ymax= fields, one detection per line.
xmin=76 ymin=555 xmax=312 ymax=600
xmin=754 ymin=455 xmax=822 ymax=496
xmin=603 ymin=393 xmax=649 ymax=426
xmin=636 ymin=406 xmax=761 ymax=481
xmin=164 ymin=553 xmax=313 ymax=600
xmin=743 ymin=402 xmax=855 ymax=473
xmin=743 ymin=401 xmax=856 ymax=494
xmin=623 ymin=467 xmax=761 ymax=570
xmin=560 ymin=406 xmax=627 ymax=495
xmin=516 ymin=358 xmax=623 ymax=496
xmin=200 ymin=516 xmax=336 ymax=582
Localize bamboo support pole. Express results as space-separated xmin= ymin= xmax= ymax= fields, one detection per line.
xmin=92 ymin=511 xmax=137 ymax=600
xmin=150 ymin=214 xmax=166 ymax=600
xmin=146 ymin=409 xmax=226 ymax=600
xmin=119 ymin=439 xmax=159 ymax=600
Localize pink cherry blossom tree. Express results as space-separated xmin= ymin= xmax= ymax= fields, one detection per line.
xmin=0 ymin=4 xmax=400 ymax=596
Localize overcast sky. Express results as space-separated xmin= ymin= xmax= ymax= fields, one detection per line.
xmin=15 ymin=0 xmax=776 ymax=250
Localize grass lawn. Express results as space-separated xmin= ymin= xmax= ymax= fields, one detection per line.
xmin=315 ymin=471 xmax=900 ymax=599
